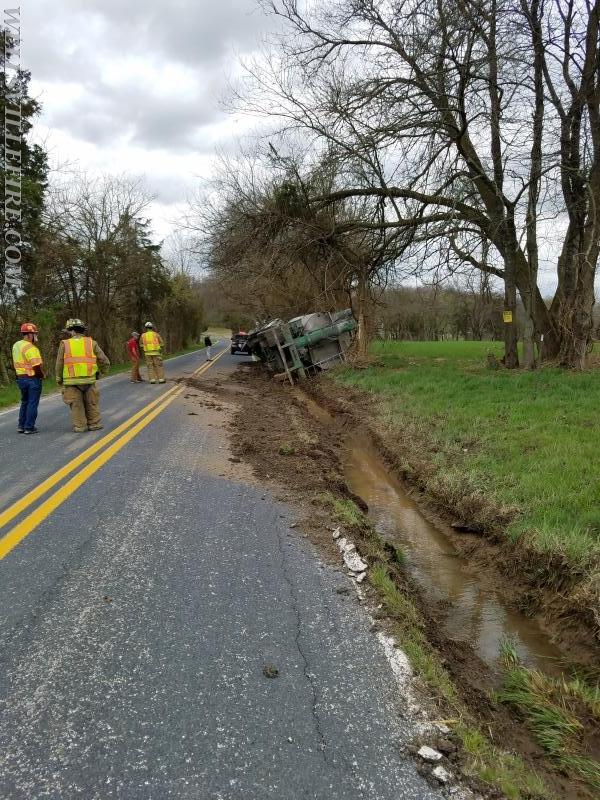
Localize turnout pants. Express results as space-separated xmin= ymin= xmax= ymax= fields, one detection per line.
xmin=130 ymin=359 xmax=142 ymax=381
xmin=62 ymin=383 xmax=101 ymax=431
xmin=145 ymin=355 xmax=165 ymax=382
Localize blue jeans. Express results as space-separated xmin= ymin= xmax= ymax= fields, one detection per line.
xmin=16 ymin=376 xmax=42 ymax=431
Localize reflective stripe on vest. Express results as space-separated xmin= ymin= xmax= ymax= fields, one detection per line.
xmin=63 ymin=336 xmax=97 ymax=381
xmin=141 ymin=331 xmax=161 ymax=355
xmin=12 ymin=340 xmax=43 ymax=377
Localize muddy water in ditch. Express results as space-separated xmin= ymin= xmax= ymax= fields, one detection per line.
xmin=296 ymin=392 xmax=564 ymax=675
xmin=342 ymin=436 xmax=565 ymax=677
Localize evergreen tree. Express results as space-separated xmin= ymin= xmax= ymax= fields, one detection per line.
xmin=0 ymin=26 xmax=49 ymax=383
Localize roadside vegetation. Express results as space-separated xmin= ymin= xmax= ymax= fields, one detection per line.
xmin=316 ymin=491 xmax=552 ymax=800
xmin=0 ymin=36 xmax=206 ymax=390
xmin=499 ymin=641 xmax=600 ymax=794
xmin=328 ymin=338 xmax=600 ymax=795
xmin=335 ymin=340 xmax=600 ymax=587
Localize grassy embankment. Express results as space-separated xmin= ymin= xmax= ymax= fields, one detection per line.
xmin=319 ymin=487 xmax=600 ymax=796
xmin=0 ymin=338 xmax=223 ymax=411
xmin=331 ymin=339 xmax=600 ymax=794
xmin=336 ymin=339 xmax=600 ymax=578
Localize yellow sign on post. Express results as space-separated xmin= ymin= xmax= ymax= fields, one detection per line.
xmin=503 ymin=310 xmax=513 ymax=323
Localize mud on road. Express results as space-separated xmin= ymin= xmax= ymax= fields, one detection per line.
xmin=183 ymin=362 xmax=599 ymax=800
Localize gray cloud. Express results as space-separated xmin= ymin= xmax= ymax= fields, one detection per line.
xmin=46 ymin=80 xmax=225 ymax=152
xmin=23 ymin=0 xmax=277 ymax=152
xmin=24 ymin=0 xmax=278 ymax=77
xmin=19 ymin=0 xmax=281 ymax=239
xmin=148 ymin=175 xmax=197 ymax=207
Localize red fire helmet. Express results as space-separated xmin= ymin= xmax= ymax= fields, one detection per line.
xmin=20 ymin=322 xmax=39 ymax=334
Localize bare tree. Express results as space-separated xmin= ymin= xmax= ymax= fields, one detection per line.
xmin=43 ymin=174 xmax=153 ymax=351
xmin=187 ymin=140 xmax=404 ymax=352
xmin=162 ymin=230 xmax=203 ymax=276
xmin=231 ymin=0 xmax=600 ymax=367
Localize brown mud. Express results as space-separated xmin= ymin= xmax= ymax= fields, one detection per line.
xmin=184 ymin=364 xmax=598 ymax=800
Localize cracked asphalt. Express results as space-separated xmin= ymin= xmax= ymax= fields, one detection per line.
xmin=0 ymin=347 xmax=443 ymax=799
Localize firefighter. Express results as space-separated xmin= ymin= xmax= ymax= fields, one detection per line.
xmin=140 ymin=322 xmax=166 ymax=384
xmin=12 ymin=322 xmax=44 ymax=434
xmin=55 ymin=318 xmax=110 ymax=433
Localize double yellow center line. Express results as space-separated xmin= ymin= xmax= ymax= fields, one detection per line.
xmin=0 ymin=348 xmax=227 ymax=560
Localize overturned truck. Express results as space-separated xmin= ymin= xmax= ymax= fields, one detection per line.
xmin=247 ymin=309 xmax=357 ymax=383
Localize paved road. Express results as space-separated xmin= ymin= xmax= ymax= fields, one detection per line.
xmin=0 ymin=346 xmax=218 ymax=513
xmin=0 ymin=345 xmax=442 ymax=799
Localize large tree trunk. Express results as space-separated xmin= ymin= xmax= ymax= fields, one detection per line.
xmin=519 ymin=262 xmax=539 ymax=369
xmin=549 ymin=200 xmax=599 ymax=368
xmin=513 ymin=250 xmax=560 ymax=359
xmin=489 ymin=219 xmax=558 ymax=362
xmin=522 ymin=314 xmax=536 ymax=369
xmin=355 ymin=269 xmax=370 ymax=357
xmin=551 ymin=253 xmax=596 ymax=369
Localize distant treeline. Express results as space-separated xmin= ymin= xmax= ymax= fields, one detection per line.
xmin=378 ymin=284 xmax=505 ymax=342
xmin=0 ymin=33 xmax=204 ymax=385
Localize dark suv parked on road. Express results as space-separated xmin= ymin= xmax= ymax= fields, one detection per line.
xmin=231 ymin=332 xmax=250 ymax=355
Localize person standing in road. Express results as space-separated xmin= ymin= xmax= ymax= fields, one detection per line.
xmin=204 ymin=334 xmax=212 ymax=361
xmin=12 ymin=322 xmax=44 ymax=435
xmin=55 ymin=318 xmax=110 ymax=433
xmin=127 ymin=331 xmax=143 ymax=383
xmin=140 ymin=322 xmax=166 ymax=384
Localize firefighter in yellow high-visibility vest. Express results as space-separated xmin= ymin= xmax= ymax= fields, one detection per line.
xmin=12 ymin=322 xmax=45 ymax=434
xmin=140 ymin=322 xmax=166 ymax=384
xmin=55 ymin=319 xmax=110 ymax=433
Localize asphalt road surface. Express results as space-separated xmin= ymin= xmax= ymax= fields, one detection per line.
xmin=0 ymin=344 xmax=443 ymax=799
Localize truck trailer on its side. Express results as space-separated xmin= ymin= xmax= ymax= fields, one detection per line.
xmin=246 ymin=309 xmax=357 ymax=383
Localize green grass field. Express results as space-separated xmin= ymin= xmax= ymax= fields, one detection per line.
xmin=334 ymin=340 xmax=600 ymax=797
xmin=335 ymin=339 xmax=600 ymax=569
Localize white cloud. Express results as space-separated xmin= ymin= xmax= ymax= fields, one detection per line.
xmin=24 ymin=0 xmax=278 ymax=240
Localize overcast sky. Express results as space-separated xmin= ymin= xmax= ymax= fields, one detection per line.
xmin=24 ymin=0 xmax=276 ymax=242
xmin=20 ymin=1 xmax=574 ymax=294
